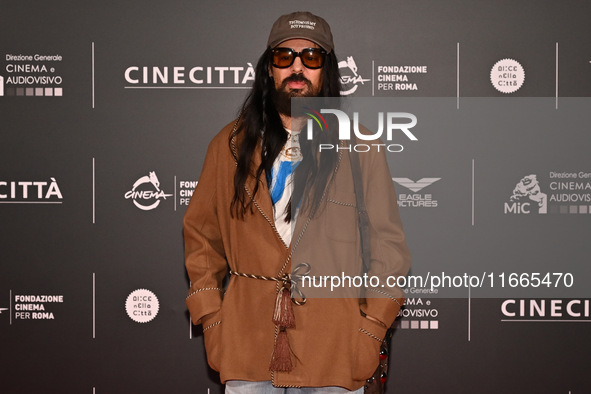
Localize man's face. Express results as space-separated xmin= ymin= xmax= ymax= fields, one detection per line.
xmin=270 ymin=38 xmax=324 ymax=100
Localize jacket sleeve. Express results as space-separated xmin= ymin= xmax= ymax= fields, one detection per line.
xmin=184 ymin=139 xmax=228 ymax=326
xmin=359 ymin=145 xmax=411 ymax=328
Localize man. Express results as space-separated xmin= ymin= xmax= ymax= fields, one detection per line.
xmin=184 ymin=11 xmax=410 ymax=393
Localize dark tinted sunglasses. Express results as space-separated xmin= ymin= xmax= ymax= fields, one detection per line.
xmin=271 ymin=47 xmax=327 ymax=69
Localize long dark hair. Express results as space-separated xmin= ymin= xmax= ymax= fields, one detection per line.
xmin=230 ymin=47 xmax=342 ymax=221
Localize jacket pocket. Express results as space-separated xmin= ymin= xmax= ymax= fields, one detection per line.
xmin=202 ymin=311 xmax=223 ymax=372
xmin=324 ymin=192 xmax=357 ymax=243
xmin=352 ymin=315 xmax=387 ymax=381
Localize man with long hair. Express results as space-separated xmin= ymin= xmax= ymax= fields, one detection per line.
xmin=184 ymin=11 xmax=410 ymax=393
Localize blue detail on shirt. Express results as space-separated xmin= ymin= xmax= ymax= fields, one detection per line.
xmin=267 ymin=160 xmax=301 ymax=205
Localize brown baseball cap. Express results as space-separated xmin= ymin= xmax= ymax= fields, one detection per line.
xmin=267 ymin=11 xmax=334 ymax=53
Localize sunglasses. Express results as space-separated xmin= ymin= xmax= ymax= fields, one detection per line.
xmin=271 ymin=47 xmax=327 ymax=69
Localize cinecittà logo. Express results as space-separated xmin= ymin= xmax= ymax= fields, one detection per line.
xmin=124 ymin=171 xmax=172 ymax=211
xmin=0 ymin=178 xmax=63 ymax=203
xmin=501 ymin=298 xmax=587 ymax=320
xmin=339 ymin=56 xmax=370 ymax=95
xmin=124 ymin=63 xmax=255 ymax=88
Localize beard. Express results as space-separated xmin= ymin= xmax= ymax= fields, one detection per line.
xmin=272 ymin=73 xmax=320 ymax=117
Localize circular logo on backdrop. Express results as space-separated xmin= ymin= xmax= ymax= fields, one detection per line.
xmin=125 ymin=289 xmax=159 ymax=323
xmin=124 ymin=171 xmax=173 ymax=211
xmin=338 ymin=55 xmax=371 ymax=95
xmin=490 ymin=58 xmax=525 ymax=94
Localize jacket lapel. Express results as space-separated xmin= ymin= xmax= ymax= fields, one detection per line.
xmin=231 ymin=131 xmax=284 ymax=248
xmin=245 ymin=142 xmax=275 ymax=226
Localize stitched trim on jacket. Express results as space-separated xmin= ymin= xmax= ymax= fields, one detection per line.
xmin=229 ymin=117 xmax=289 ymax=250
xmin=277 ymin=141 xmax=345 ymax=281
xmin=249 ymin=191 xmax=288 ymax=249
xmin=186 ymin=287 xmax=224 ymax=300
xmin=327 ymin=198 xmax=356 ymax=207
xmin=203 ymin=320 xmax=221 ymax=332
xmin=359 ymin=328 xmax=384 ymax=343
xmin=366 ymin=288 xmax=403 ymax=307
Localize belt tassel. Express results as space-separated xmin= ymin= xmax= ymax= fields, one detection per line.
xmin=269 ymin=327 xmax=293 ymax=372
xmin=272 ymin=286 xmax=296 ymax=328
xmin=228 ymin=266 xmax=311 ymax=373
xmin=270 ymin=286 xmax=295 ymax=372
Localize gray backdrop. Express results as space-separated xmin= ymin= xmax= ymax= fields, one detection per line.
xmin=1 ymin=1 xmax=590 ymax=393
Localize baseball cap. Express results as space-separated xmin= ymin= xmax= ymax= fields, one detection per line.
xmin=267 ymin=11 xmax=334 ymax=53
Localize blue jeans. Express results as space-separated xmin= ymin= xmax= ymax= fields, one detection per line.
xmin=225 ymin=381 xmax=364 ymax=394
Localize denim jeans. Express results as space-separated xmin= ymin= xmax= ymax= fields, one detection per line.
xmin=225 ymin=380 xmax=364 ymax=394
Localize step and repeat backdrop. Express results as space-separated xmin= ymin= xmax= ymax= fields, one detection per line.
xmin=1 ymin=1 xmax=590 ymax=393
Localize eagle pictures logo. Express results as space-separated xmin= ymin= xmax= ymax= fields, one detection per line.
xmin=393 ymin=178 xmax=440 ymax=208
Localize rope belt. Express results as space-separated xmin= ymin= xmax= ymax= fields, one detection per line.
xmin=229 ymin=262 xmax=311 ymax=306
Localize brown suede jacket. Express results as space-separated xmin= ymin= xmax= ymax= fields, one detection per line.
xmin=184 ymin=119 xmax=411 ymax=390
